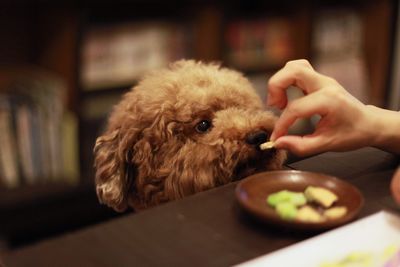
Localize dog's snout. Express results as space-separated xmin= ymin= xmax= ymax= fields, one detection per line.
xmin=246 ymin=130 xmax=268 ymax=146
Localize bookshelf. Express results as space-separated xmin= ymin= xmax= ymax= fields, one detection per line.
xmin=0 ymin=0 xmax=397 ymax=250
xmin=0 ymin=4 xmax=123 ymax=250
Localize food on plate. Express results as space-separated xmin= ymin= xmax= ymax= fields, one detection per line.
xmin=267 ymin=190 xmax=307 ymax=207
xmin=267 ymin=186 xmax=347 ymax=223
xmin=296 ymin=205 xmax=325 ymax=223
xmin=324 ymin=206 xmax=348 ymax=219
xmin=275 ymin=202 xmax=298 ymax=220
xmin=304 ymin=186 xmax=338 ymax=208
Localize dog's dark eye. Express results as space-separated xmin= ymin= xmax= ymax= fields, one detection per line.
xmin=195 ymin=120 xmax=212 ymax=133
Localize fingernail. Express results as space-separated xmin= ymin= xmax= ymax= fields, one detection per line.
xmin=270 ymin=132 xmax=276 ymax=141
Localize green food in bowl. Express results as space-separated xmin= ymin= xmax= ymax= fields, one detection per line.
xmin=267 ymin=190 xmax=307 ymax=207
xmin=266 ymin=187 xmax=347 ymax=222
xmin=275 ymin=202 xmax=298 ymax=220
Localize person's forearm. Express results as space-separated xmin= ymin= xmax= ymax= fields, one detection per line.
xmin=368 ymin=105 xmax=400 ymax=154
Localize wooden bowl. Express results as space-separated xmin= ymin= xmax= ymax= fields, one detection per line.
xmin=235 ymin=170 xmax=364 ymax=231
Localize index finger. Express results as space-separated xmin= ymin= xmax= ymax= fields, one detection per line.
xmin=267 ymin=60 xmax=323 ymax=109
xmin=270 ymin=92 xmax=329 ymax=140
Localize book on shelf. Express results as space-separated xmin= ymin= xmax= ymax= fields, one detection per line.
xmin=311 ymin=9 xmax=369 ymax=103
xmin=80 ymin=21 xmax=189 ymax=91
xmin=224 ymin=17 xmax=295 ymax=71
xmin=62 ymin=111 xmax=80 ymax=184
xmin=15 ymin=100 xmax=36 ymax=184
xmin=0 ymin=68 xmax=80 ymax=189
xmin=0 ymin=98 xmax=20 ymax=188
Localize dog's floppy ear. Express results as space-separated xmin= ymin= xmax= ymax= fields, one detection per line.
xmin=94 ymin=128 xmax=134 ymax=212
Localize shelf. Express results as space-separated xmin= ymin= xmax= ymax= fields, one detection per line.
xmin=81 ymin=83 xmax=133 ymax=97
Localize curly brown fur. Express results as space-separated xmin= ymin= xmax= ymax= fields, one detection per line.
xmin=94 ymin=60 xmax=286 ymax=211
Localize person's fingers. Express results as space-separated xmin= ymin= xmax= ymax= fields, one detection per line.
xmin=270 ymin=92 xmax=329 ymax=140
xmin=273 ymin=134 xmax=327 ymax=157
xmin=390 ymin=168 xmax=400 ymax=205
xmin=267 ymin=59 xmax=322 ymax=109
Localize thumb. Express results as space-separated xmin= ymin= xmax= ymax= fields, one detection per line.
xmin=274 ymin=135 xmax=326 ymax=157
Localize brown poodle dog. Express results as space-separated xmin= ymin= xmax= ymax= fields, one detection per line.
xmin=94 ymin=60 xmax=286 ymax=211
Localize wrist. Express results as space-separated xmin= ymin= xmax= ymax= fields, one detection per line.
xmin=366 ymin=105 xmax=400 ymax=154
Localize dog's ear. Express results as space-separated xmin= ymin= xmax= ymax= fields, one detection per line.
xmin=93 ymin=128 xmax=134 ymax=212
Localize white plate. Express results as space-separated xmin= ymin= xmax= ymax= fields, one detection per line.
xmin=236 ymin=211 xmax=400 ymax=267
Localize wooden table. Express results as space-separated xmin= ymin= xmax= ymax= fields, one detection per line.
xmin=1 ymin=147 xmax=399 ymax=267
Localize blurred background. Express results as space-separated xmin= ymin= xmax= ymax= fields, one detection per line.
xmin=0 ymin=0 xmax=399 ymax=251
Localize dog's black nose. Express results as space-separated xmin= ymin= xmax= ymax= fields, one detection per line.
xmin=246 ymin=130 xmax=268 ymax=146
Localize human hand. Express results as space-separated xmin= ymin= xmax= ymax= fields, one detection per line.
xmin=267 ymin=59 xmax=376 ymax=156
xmin=391 ymin=168 xmax=400 ymax=205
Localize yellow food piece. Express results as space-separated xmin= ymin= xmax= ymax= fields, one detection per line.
xmin=305 ymin=186 xmax=338 ymax=208
xmin=320 ymin=251 xmax=372 ymax=267
xmin=259 ymin=141 xmax=274 ymax=150
xmin=324 ymin=206 xmax=348 ymax=219
xmin=382 ymin=244 xmax=398 ymax=260
xmin=296 ymin=205 xmax=325 ymax=223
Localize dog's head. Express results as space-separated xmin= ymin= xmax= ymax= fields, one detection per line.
xmin=94 ymin=60 xmax=286 ymax=211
